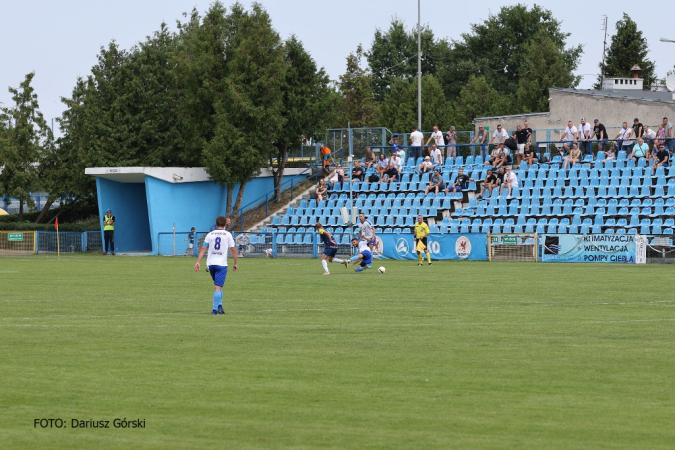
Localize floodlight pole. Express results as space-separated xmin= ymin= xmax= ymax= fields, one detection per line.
xmin=417 ymin=0 xmax=422 ymax=130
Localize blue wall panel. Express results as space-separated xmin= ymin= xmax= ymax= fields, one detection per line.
xmin=96 ymin=178 xmax=151 ymax=252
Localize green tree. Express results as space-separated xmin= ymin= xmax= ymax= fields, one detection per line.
xmin=452 ymin=75 xmax=510 ymax=130
xmin=595 ymin=13 xmax=656 ymax=89
xmin=377 ymin=75 xmax=451 ymax=133
xmin=439 ymin=4 xmax=582 ymax=100
xmin=516 ymin=32 xmax=581 ymax=113
xmin=0 ymin=72 xmax=53 ymax=221
xmin=271 ymin=35 xmax=336 ymax=197
xmin=336 ymin=45 xmax=379 ymax=128
xmin=366 ymin=19 xmax=450 ymax=101
xmin=202 ymin=2 xmax=286 ymax=215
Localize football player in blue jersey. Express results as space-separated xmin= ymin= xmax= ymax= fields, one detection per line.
xmin=314 ymin=222 xmax=348 ymax=275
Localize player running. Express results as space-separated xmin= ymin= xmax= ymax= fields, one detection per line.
xmin=349 ymin=238 xmax=373 ymax=272
xmin=314 ymin=222 xmax=348 ymax=275
xmin=414 ymin=215 xmax=432 ymax=266
xmin=194 ymin=216 xmax=238 ymax=315
xmin=357 ymin=212 xmax=376 ymax=254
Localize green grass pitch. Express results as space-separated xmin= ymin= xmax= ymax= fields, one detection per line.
xmin=1 ymin=255 xmax=674 ymax=449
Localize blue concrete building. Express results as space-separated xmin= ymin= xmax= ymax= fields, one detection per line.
xmin=86 ymin=167 xmax=299 ymax=254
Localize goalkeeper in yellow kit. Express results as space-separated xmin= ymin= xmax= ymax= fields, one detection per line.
xmin=414 ymin=215 xmax=432 ymax=266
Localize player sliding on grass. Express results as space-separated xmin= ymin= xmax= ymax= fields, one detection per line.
xmin=194 ymin=215 xmax=238 ymax=315
xmin=348 ymin=238 xmax=373 ymax=272
xmin=314 ymin=222 xmax=348 ymax=275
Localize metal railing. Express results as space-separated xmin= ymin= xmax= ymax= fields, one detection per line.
xmin=227 ymin=148 xmax=344 ymax=232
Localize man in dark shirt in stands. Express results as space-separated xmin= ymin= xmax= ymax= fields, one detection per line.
xmin=478 ymin=170 xmax=498 ymax=199
xmin=446 ymin=168 xmax=476 ymax=194
xmin=592 ymin=119 xmax=607 ymax=152
xmin=351 ymin=161 xmax=365 ymax=183
xmin=514 ymin=125 xmax=530 ymax=165
xmin=523 ymin=144 xmax=538 ymax=168
xmin=652 ymin=144 xmax=669 ymax=175
xmin=633 ymin=118 xmax=643 ymax=140
xmin=380 ymin=162 xmax=399 ymax=186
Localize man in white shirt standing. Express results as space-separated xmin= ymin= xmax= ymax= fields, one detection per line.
xmin=558 ymin=121 xmax=577 ymax=156
xmin=577 ymin=118 xmax=592 ymax=156
xmin=489 ymin=124 xmax=509 ymax=146
xmin=409 ymin=125 xmax=424 ymax=162
xmin=429 ymin=144 xmax=443 ymax=168
xmin=615 ymin=122 xmax=633 ymax=154
xmin=426 ymin=125 xmax=445 ymax=151
xmin=195 ymin=215 xmax=238 ymax=315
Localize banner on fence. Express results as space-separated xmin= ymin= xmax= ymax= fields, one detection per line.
xmin=376 ymin=233 xmax=488 ymax=261
xmin=540 ymin=234 xmax=646 ymax=264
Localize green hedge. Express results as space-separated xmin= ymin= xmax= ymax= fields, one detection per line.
xmin=0 ymin=217 xmax=100 ymax=232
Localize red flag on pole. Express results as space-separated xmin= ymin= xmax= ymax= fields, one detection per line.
xmin=55 ymin=217 xmax=59 ymax=231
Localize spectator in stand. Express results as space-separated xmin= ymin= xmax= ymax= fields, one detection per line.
xmin=577 ymin=118 xmax=592 ymax=156
xmin=602 ymin=145 xmax=616 ymax=163
xmin=523 ymin=121 xmax=533 ymax=145
xmin=494 ymin=167 xmax=506 ymax=192
xmin=664 ymin=117 xmax=674 ymax=154
xmin=489 ymin=124 xmax=509 ymax=146
xmin=652 ymin=143 xmax=669 ymax=175
xmin=424 ymin=168 xmax=446 ymax=195
xmin=351 ymin=161 xmax=365 ymax=183
xmin=329 ymin=164 xmax=344 ymax=190
xmin=513 ymin=125 xmax=529 ymax=165
xmin=320 ymin=146 xmax=334 ymax=176
xmin=444 ymin=126 xmax=457 ymax=159
xmin=388 ymin=134 xmax=402 ymax=157
xmin=484 ymin=143 xmax=503 ymax=168
xmin=470 ymin=125 xmax=488 ymax=161
xmin=362 ymin=147 xmax=376 ymax=169
xmin=499 ymin=166 xmax=519 ymax=199
xmin=409 ymin=126 xmax=424 ymax=161
xmin=630 ymin=137 xmax=650 ymax=164
xmin=656 ymin=123 xmax=666 ymax=148
xmin=429 ymin=144 xmax=443 ymax=168
xmin=563 ymin=143 xmax=582 ymax=169
xmin=633 ymin=118 xmax=643 ymax=140
xmin=446 ymin=168 xmax=475 ymax=194
xmin=426 ymin=125 xmax=445 ymax=153
xmin=615 ymin=122 xmax=633 ymax=154
xmin=315 ymin=178 xmax=328 ymax=202
xmin=380 ymin=162 xmax=399 ymax=185
xmin=418 ymin=156 xmax=434 ymax=174
xmin=643 ymin=125 xmax=656 ymax=148
xmin=478 ymin=169 xmax=498 ymax=199
xmin=376 ymin=153 xmax=389 ymax=178
xmin=395 ymin=146 xmax=406 ymax=163
xmin=558 ymin=121 xmax=577 ymax=156
xmin=494 ymin=143 xmax=511 ymax=169
xmin=592 ymin=119 xmax=607 ymax=152
xmin=390 ymin=151 xmax=403 ymax=173
xmin=523 ymin=144 xmax=538 ymax=167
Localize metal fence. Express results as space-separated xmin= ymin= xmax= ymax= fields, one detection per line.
xmin=0 ymin=230 xmax=102 ymax=254
xmin=157 ymin=231 xmax=356 ymax=259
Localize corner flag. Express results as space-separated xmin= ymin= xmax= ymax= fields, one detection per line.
xmin=55 ymin=217 xmax=60 ymax=260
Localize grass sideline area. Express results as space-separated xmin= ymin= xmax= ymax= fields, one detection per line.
xmin=1 ymin=255 xmax=673 ymax=449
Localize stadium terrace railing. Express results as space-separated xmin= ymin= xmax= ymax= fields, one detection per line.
xmin=227 ymin=148 xmax=345 ymax=233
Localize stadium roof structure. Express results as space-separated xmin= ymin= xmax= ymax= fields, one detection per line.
xmin=85 ymin=167 xmax=210 ymax=183
xmin=550 ymin=87 xmax=675 ymax=104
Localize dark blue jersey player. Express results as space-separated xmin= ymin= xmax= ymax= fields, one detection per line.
xmin=314 ymin=222 xmax=348 ymax=275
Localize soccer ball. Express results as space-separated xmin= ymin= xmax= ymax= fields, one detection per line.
xmin=378 ymin=266 xmax=386 ymax=274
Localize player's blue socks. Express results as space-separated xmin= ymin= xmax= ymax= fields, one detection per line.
xmin=213 ymin=290 xmax=223 ymax=311
xmin=355 ymin=266 xmax=364 ymax=272
xmin=349 ymin=256 xmax=359 ymax=262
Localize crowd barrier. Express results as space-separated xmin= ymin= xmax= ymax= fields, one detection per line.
xmin=0 ymin=231 xmax=102 ymax=255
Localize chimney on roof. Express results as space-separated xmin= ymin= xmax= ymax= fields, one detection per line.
xmin=631 ymin=64 xmax=641 ymax=79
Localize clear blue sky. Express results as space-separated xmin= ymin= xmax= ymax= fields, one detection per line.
xmin=2 ymin=0 xmax=674 ymax=134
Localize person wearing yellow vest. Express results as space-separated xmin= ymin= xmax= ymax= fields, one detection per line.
xmin=103 ymin=209 xmax=115 ymax=255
